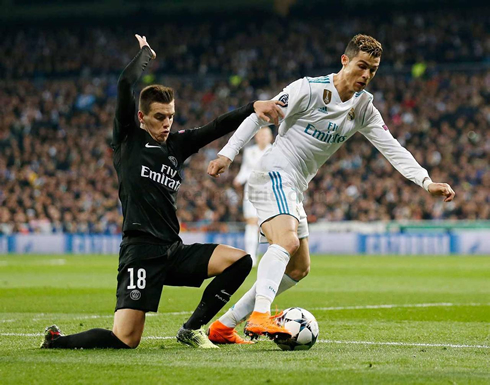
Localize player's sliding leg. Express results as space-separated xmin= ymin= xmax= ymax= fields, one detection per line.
xmin=41 ymin=309 xmax=145 ymax=349
xmin=177 ymin=245 xmax=252 ymax=348
xmin=210 ymin=237 xmax=310 ymax=343
xmin=244 ymin=218 xmax=259 ymax=266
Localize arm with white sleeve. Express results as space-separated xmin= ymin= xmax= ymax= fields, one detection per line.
xmin=217 ymin=114 xmax=268 ymax=162
xmin=208 ymin=78 xmax=311 ymax=177
xmin=359 ymin=102 xmax=455 ymax=201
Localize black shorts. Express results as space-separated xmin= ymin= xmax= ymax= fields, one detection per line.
xmin=115 ymin=241 xmax=218 ymax=312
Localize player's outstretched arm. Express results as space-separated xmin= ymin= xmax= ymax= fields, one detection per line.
xmin=206 ymin=101 xmax=284 ymax=178
xmin=113 ymin=35 xmax=156 ymax=143
xmin=184 ymin=100 xmax=283 ymax=163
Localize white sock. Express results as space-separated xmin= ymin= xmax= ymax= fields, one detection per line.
xmin=219 ymin=273 xmax=298 ymax=328
xmin=277 ymin=273 xmax=298 ymax=296
xmin=244 ymin=223 xmax=259 ymax=265
xmin=254 ymin=244 xmax=290 ymax=313
xmin=219 ymin=283 xmax=257 ymax=328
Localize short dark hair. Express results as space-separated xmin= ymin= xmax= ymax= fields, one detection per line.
xmin=139 ymin=85 xmax=174 ymax=115
xmin=345 ymin=34 xmax=383 ymax=59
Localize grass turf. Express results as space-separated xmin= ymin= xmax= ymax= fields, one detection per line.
xmin=0 ymin=254 xmax=489 ymax=384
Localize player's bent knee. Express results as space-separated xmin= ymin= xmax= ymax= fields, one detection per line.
xmin=113 ymin=330 xmax=142 ymax=349
xmin=280 ymin=234 xmax=300 ymax=256
xmin=221 ymin=245 xmax=248 ymax=263
xmin=225 ymin=254 xmax=253 ymax=277
xmin=238 ymin=254 xmax=253 ymax=272
xmin=208 ymin=246 xmax=250 ymax=276
xmin=287 ymin=266 xmax=310 ymax=281
xmin=124 ymin=338 xmax=141 ymax=349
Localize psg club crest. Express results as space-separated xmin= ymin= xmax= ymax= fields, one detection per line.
xmin=168 ymin=156 xmax=178 ymax=167
xmin=347 ymin=108 xmax=355 ymax=121
xmin=323 ymin=89 xmax=332 ymax=105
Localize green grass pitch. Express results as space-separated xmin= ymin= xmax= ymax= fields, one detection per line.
xmin=1 ymin=254 xmax=489 ymax=384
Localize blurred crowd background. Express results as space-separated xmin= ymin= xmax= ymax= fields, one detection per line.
xmin=1 ymin=5 xmax=489 ymax=234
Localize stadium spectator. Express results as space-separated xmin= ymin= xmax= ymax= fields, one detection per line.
xmin=1 ymin=11 xmax=489 ymax=233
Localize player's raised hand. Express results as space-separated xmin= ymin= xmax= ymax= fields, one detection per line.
xmin=253 ymin=100 xmax=285 ymax=126
xmin=135 ymin=34 xmax=156 ymax=59
xmin=428 ymin=182 xmax=455 ymax=202
xmin=207 ymin=155 xmax=232 ymax=178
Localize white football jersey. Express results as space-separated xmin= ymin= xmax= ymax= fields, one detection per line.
xmin=234 ymin=144 xmax=272 ymax=186
xmin=219 ymin=73 xmax=429 ymax=195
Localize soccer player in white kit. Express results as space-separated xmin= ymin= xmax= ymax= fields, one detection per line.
xmin=234 ymin=127 xmax=273 ymax=266
xmin=206 ymin=34 xmax=455 ymax=343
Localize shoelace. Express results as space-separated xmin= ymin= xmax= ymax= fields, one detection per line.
xmin=270 ymin=308 xmax=284 ymax=324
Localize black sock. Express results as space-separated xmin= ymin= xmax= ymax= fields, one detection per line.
xmin=50 ymin=328 xmax=130 ymax=349
xmin=184 ymin=255 xmax=252 ymax=330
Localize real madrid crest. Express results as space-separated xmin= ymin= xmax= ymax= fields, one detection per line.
xmin=347 ymin=108 xmax=355 ymax=121
xmin=323 ymin=89 xmax=332 ymax=105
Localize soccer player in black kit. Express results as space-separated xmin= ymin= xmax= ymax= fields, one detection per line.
xmin=41 ymin=34 xmax=284 ymax=349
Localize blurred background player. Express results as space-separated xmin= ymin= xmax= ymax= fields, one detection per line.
xmin=207 ymin=34 xmax=455 ymax=343
xmin=233 ymin=127 xmax=273 ymax=266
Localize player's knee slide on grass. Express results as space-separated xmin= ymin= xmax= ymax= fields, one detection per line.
xmin=113 ymin=331 xmax=140 ymax=349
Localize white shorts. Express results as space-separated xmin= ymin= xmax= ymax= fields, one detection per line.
xmin=248 ymin=170 xmax=309 ymax=243
xmin=243 ymin=184 xmax=258 ymax=219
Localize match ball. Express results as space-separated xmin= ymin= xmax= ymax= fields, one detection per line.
xmin=274 ymin=307 xmax=319 ymax=351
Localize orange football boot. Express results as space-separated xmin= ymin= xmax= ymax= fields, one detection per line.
xmin=244 ymin=311 xmax=291 ymax=340
xmin=207 ymin=320 xmax=254 ymax=344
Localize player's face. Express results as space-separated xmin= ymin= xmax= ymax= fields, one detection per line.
xmin=341 ymin=51 xmax=380 ymax=92
xmin=255 ymin=127 xmax=273 ymax=149
xmin=140 ymin=101 xmax=175 ymax=143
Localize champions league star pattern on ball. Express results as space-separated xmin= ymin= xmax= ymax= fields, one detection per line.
xmin=274 ymin=307 xmax=319 ymax=351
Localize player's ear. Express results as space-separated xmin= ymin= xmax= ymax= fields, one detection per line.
xmin=137 ymin=110 xmax=144 ymax=122
xmin=137 ymin=110 xmax=145 ymax=128
xmin=341 ymin=54 xmax=349 ymax=67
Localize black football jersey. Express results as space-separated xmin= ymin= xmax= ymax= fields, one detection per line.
xmin=112 ymin=46 xmax=254 ymax=245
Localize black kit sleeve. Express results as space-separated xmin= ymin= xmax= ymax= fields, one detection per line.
xmin=112 ymin=46 xmax=153 ymax=145
xmin=178 ymin=102 xmax=255 ymax=159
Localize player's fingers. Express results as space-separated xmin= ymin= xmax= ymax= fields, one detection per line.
xmin=206 ymin=162 xmax=217 ymax=175
xmin=440 ymin=185 xmax=450 ymax=200
xmin=445 ymin=188 xmax=455 ymax=202
xmin=275 ymin=100 xmax=285 ymax=107
xmin=208 ymin=162 xmax=225 ymax=178
xmin=267 ymin=109 xmax=278 ymax=126
xmin=258 ymin=112 xmax=270 ymax=123
xmin=213 ymin=166 xmax=224 ymax=178
xmin=275 ymin=105 xmax=285 ymax=119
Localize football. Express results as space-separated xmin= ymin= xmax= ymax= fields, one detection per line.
xmin=274 ymin=307 xmax=319 ymax=351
